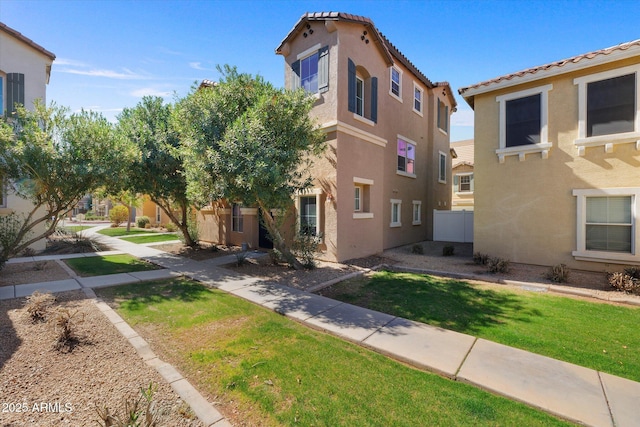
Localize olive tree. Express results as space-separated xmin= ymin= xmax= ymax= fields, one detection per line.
xmin=0 ymin=102 xmax=131 ymax=268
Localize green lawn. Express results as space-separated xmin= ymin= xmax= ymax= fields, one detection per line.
xmin=62 ymin=225 xmax=93 ymax=233
xmin=95 ymin=279 xmax=573 ymax=427
xmin=120 ymin=233 xmax=179 ymax=244
xmin=97 ymin=227 xmax=156 ymax=237
xmin=319 ymin=271 xmax=640 ymax=382
xmin=64 ymin=254 xmax=160 ymax=277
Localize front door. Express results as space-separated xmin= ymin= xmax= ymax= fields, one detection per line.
xmin=258 ymin=209 xmax=274 ymax=249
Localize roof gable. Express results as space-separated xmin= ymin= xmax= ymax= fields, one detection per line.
xmin=0 ymin=22 xmax=56 ymax=61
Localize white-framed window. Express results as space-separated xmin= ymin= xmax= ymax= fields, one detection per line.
xmin=413 ymin=83 xmax=424 ymax=116
xmin=412 ymin=200 xmax=422 ymax=225
xmin=397 ymin=136 xmax=416 ymax=177
xmin=574 ymin=64 xmax=640 ymax=155
xmin=437 ymin=99 xmax=448 ymax=132
xmin=496 ymin=84 xmax=553 ymax=163
xmin=390 ymin=199 xmax=402 ymax=227
xmin=232 ymin=203 xmax=244 ymax=232
xmin=155 ymin=206 xmax=161 ymax=223
xmin=438 ymin=151 xmax=447 ymax=184
xmin=353 ymin=177 xmax=374 ymax=219
xmin=390 ymin=66 xmax=402 ymax=101
xmin=455 ymin=173 xmax=473 ymax=193
xmin=292 ymin=43 xmax=329 ymax=94
xmin=297 ymin=189 xmax=322 ymax=236
xmin=355 ymin=75 xmax=365 ymax=117
xmin=300 ymin=51 xmax=319 ymax=93
xmin=573 ymin=188 xmax=640 ymax=264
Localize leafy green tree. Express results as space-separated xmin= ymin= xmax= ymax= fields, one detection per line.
xmin=117 ymin=96 xmax=198 ymax=246
xmin=179 ymin=67 xmax=325 ymax=269
xmin=0 ymin=102 xmax=131 ymax=267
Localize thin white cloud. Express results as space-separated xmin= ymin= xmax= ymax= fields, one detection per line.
xmin=57 ymin=67 xmax=147 ymax=80
xmin=451 ymin=108 xmax=474 ymax=127
xmin=157 ymin=46 xmax=183 ymax=56
xmin=55 ymin=58 xmax=89 ymax=67
xmin=189 ymin=62 xmax=216 ymax=71
xmin=130 ymin=88 xmax=172 ymax=97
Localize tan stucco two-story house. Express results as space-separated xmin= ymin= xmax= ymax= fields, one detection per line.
xmin=198 ymin=12 xmax=456 ymax=261
xmin=450 ymin=139 xmax=474 ymax=210
xmin=0 ymin=23 xmax=56 ymax=251
xmin=459 ymin=39 xmax=640 ymax=271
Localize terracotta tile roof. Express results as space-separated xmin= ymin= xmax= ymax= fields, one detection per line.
xmin=459 ymin=38 xmax=640 ymax=105
xmin=276 ymin=12 xmax=456 ymax=109
xmin=450 ymin=139 xmax=474 ymax=167
xmin=0 ymin=22 xmax=56 ymax=61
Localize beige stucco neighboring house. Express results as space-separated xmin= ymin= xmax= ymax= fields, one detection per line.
xmin=450 ymin=139 xmax=474 ymax=210
xmin=459 ymin=39 xmax=640 ymax=271
xmin=0 ymin=22 xmax=56 ymax=251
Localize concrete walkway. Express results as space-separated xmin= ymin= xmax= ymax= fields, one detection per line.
xmin=3 ymin=225 xmax=640 ymax=427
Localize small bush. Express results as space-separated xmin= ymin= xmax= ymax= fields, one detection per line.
xmin=269 ymin=248 xmax=283 ymax=265
xmin=235 ymin=251 xmax=249 ymax=267
xmin=608 ymin=271 xmax=640 ymax=294
xmin=624 ymin=267 xmax=640 ymax=280
xmin=442 ymin=245 xmax=455 ymax=256
xmin=487 ymin=257 xmax=510 ymax=274
xmin=292 ymin=233 xmax=322 ymax=269
xmin=95 ymin=382 xmax=165 ymax=427
xmin=136 ymin=216 xmax=150 ymax=229
xmin=24 ymin=291 xmax=56 ymax=323
xmin=547 ymin=263 xmax=570 ymax=283
xmin=411 ymin=244 xmax=424 ymax=255
xmin=109 ymin=205 xmax=129 ymax=227
xmin=51 ymin=307 xmax=85 ymax=352
xmin=164 ymin=223 xmax=177 ymax=232
xmin=473 ymin=252 xmax=490 ymax=265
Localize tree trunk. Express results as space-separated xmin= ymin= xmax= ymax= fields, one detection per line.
xmin=154 ymin=199 xmax=196 ymax=247
xmin=257 ymin=200 xmax=303 ymax=270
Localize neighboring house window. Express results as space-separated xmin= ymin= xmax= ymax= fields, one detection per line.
xmin=573 ymin=188 xmax=640 ymax=264
xmin=155 ymin=206 xmax=161 ymax=223
xmin=353 ymin=177 xmax=374 ymax=219
xmin=299 ymin=195 xmax=317 ymax=236
xmin=232 ymin=203 xmax=244 ymax=233
xmin=412 ymin=200 xmax=422 ymax=225
xmin=291 ymin=44 xmax=329 ymax=94
xmin=574 ymin=64 xmax=640 ymax=155
xmin=390 ymin=199 xmax=402 ymax=227
xmin=455 ymin=173 xmax=473 ymax=193
xmin=496 ymin=84 xmax=553 ymax=163
xmin=437 ymin=99 xmax=448 ymax=132
xmin=397 ymin=137 xmax=416 ymax=177
xmin=390 ymin=67 xmax=402 ymax=101
xmin=413 ymin=84 xmax=423 ymax=115
xmin=348 ymin=58 xmax=378 ymax=124
xmin=6 ymin=73 xmax=25 ymax=115
xmin=0 ymin=75 xmax=4 ymax=116
xmin=439 ymin=151 xmax=447 ymax=183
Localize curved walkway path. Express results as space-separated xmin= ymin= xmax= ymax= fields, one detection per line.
xmin=3 ymin=225 xmax=640 ymax=427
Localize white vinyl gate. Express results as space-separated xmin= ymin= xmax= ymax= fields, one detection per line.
xmin=433 ymin=210 xmax=474 ymax=243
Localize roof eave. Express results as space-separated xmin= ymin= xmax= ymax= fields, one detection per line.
xmin=0 ymin=22 xmax=56 ymax=61
xmin=459 ymin=42 xmax=640 ymax=108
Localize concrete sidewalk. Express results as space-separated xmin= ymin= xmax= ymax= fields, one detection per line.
xmin=3 ymin=224 xmax=640 ymax=427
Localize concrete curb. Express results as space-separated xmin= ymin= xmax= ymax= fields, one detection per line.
xmin=83 ymin=287 xmax=230 ymax=427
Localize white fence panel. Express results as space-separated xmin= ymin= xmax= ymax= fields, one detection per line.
xmin=433 ymin=210 xmax=474 ymax=243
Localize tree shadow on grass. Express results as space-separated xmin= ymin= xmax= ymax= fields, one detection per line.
xmin=320 ymin=272 xmax=542 ymax=335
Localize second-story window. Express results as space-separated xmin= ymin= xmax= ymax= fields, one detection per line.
xmin=390 ymin=67 xmax=401 ymax=99
xmin=413 ymin=84 xmax=423 ymax=115
xmin=397 ymin=138 xmax=416 ymax=175
xmin=355 ymin=76 xmax=364 ymax=116
xmin=300 ymin=52 xmax=319 ymax=93
xmin=348 ymin=58 xmax=378 ymax=124
xmin=437 ymin=99 xmax=449 ymax=132
xmin=291 ymin=44 xmax=329 ymax=94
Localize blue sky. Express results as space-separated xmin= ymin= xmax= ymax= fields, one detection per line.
xmin=3 ymin=0 xmax=640 ymax=142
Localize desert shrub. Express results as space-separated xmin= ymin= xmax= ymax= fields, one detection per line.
xmin=608 ymin=271 xmax=640 ymax=294
xmin=235 ymin=251 xmax=249 ymax=267
xmin=136 ymin=216 xmax=150 ymax=229
xmin=24 ymin=291 xmax=56 ymax=323
xmin=442 ymin=245 xmax=455 ymax=256
xmin=624 ymin=267 xmax=640 ymax=279
xmin=487 ymin=257 xmax=510 ymax=274
xmin=411 ymin=244 xmax=424 ymax=255
xmin=95 ymin=382 xmax=164 ymax=427
xmin=51 ymin=307 xmax=85 ymax=352
xmin=547 ymin=263 xmax=570 ymax=283
xmin=163 ymin=223 xmax=177 ymax=232
xmin=292 ymin=233 xmax=322 ymax=269
xmin=473 ymin=252 xmax=490 ymax=265
xmin=0 ymin=212 xmax=30 ymax=271
xmin=109 ymin=205 xmax=129 ymax=227
xmin=269 ymin=248 xmax=284 ymax=265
